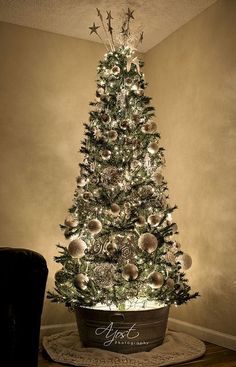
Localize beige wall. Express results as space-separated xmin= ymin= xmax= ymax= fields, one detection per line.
xmin=0 ymin=0 xmax=235 ymax=340
xmin=144 ymin=0 xmax=236 ymax=337
xmin=0 ymin=21 xmax=105 ymax=324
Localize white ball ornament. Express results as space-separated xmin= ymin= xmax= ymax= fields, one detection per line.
xmin=87 ymin=219 xmax=102 ymax=234
xmin=179 ymin=253 xmax=192 ymax=270
xmin=74 ymin=273 xmax=89 ymax=290
xmin=148 ymin=271 xmax=164 ymax=289
xmin=138 ymin=233 xmax=158 ymax=253
xmin=147 ymin=141 xmax=159 ymax=154
xmin=68 ymin=238 xmax=87 ymax=258
xmin=122 ymin=264 xmax=139 ymax=281
xmin=147 ymin=214 xmax=162 ymax=227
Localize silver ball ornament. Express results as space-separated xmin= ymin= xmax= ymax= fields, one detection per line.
xmin=76 ymin=176 xmax=87 ymax=187
xmin=122 ymin=263 xmax=138 ymax=281
xmin=110 ymin=203 xmax=120 ymax=216
xmin=68 ymin=238 xmax=87 ymax=258
xmin=148 ymin=271 xmax=164 ymax=289
xmin=87 ymin=219 xmax=102 ymax=234
xmin=138 ymin=233 xmax=158 ymax=253
xmin=74 ymin=273 xmax=89 ymax=290
xmin=147 ymin=141 xmax=159 ymax=154
xmin=147 ymin=214 xmax=162 ymax=227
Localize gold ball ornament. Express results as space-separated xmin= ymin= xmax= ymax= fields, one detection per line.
xmin=68 ymin=238 xmax=87 ymax=258
xmin=122 ymin=263 xmax=138 ymax=281
xmin=101 ymin=150 xmax=111 ymax=160
xmin=135 ymin=216 xmax=146 ymax=227
xmin=87 ymin=219 xmax=102 ymax=234
xmin=76 ymin=176 xmax=87 ymax=187
xmin=74 ymin=273 xmax=89 ymax=290
xmin=108 ymin=130 xmax=118 ymax=141
xmin=179 ymin=253 xmax=192 ymax=270
xmin=64 ymin=215 xmax=79 ymax=228
xmin=110 ymin=203 xmax=120 ymax=216
xmin=148 ymin=271 xmax=164 ymax=289
xmin=147 ymin=214 xmax=162 ymax=227
xmin=138 ymin=233 xmax=158 ymax=253
xmin=147 ymin=141 xmax=159 ymax=154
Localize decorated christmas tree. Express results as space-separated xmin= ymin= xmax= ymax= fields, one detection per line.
xmin=48 ymin=8 xmax=199 ymax=313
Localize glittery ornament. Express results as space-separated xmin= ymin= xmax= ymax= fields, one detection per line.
xmin=83 ymin=191 xmax=93 ymax=201
xmin=76 ymin=176 xmax=87 ymax=187
xmin=74 ymin=273 xmax=89 ymax=290
xmin=139 ymin=185 xmax=154 ymax=199
xmin=152 ymin=171 xmax=163 ymax=184
xmin=87 ymin=219 xmax=102 ymax=234
xmin=147 ymin=141 xmax=159 ymax=154
xmin=147 ymin=214 xmax=162 ymax=227
xmin=179 ymin=254 xmax=192 ymax=270
xmin=112 ymin=65 xmax=120 ymax=75
xmin=148 ymin=271 xmax=164 ymax=289
xmin=101 ymin=113 xmax=111 ymax=123
xmin=166 ymin=278 xmax=175 ymax=289
xmin=110 ymin=203 xmax=120 ymax=216
xmin=102 ymin=167 xmax=121 ymax=187
xmin=64 ymin=215 xmax=79 ymax=228
xmin=141 ymin=121 xmax=158 ymax=134
xmin=108 ymin=130 xmax=118 ymax=141
xmin=122 ymin=263 xmax=138 ymax=281
xmin=135 ymin=216 xmax=146 ymax=227
xmin=138 ymin=233 xmax=158 ymax=253
xmin=93 ymin=263 xmax=115 ymax=288
xmin=101 ymin=150 xmax=111 ymax=160
xmin=68 ymin=238 xmax=87 ymax=258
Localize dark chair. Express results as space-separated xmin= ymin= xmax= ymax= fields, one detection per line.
xmin=0 ymin=247 xmax=48 ymax=367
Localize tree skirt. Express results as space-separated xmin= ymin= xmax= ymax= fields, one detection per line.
xmin=42 ymin=329 xmax=206 ymax=367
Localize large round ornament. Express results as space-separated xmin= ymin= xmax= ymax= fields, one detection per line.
xmin=64 ymin=215 xmax=79 ymax=228
xmin=110 ymin=203 xmax=120 ymax=216
xmin=68 ymin=238 xmax=87 ymax=258
xmin=122 ymin=263 xmax=138 ymax=281
xmin=138 ymin=233 xmax=158 ymax=253
xmin=76 ymin=176 xmax=87 ymax=187
xmin=87 ymin=219 xmax=102 ymax=234
xmin=147 ymin=141 xmax=159 ymax=154
xmin=147 ymin=214 xmax=162 ymax=227
xmin=148 ymin=271 xmax=164 ymax=289
xmin=74 ymin=273 xmax=89 ymax=290
xmin=179 ymin=253 xmax=192 ymax=270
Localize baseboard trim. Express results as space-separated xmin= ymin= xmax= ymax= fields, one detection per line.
xmin=168 ymin=317 xmax=236 ymax=351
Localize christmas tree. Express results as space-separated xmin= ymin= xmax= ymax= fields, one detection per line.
xmin=48 ymin=8 xmax=199 ymax=312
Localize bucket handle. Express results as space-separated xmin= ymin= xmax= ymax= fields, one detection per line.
xmin=109 ymin=313 xmax=125 ymax=322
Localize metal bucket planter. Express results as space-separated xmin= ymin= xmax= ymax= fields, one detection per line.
xmin=75 ymin=305 xmax=169 ymax=354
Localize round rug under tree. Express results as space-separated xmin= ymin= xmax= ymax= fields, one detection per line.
xmin=42 ymin=329 xmax=206 ymax=367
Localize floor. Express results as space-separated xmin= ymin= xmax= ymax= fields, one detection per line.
xmin=39 ymin=342 xmax=236 ymax=366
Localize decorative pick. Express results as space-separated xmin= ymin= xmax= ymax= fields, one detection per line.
xmin=127 ymin=56 xmax=141 ymax=75
xmin=96 ymin=8 xmax=113 ymax=50
xmin=89 ymin=21 xmax=109 ymax=51
xmin=106 ymin=10 xmax=115 ymax=50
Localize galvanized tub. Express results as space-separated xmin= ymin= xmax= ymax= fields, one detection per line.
xmin=75 ymin=305 xmax=169 ymax=353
